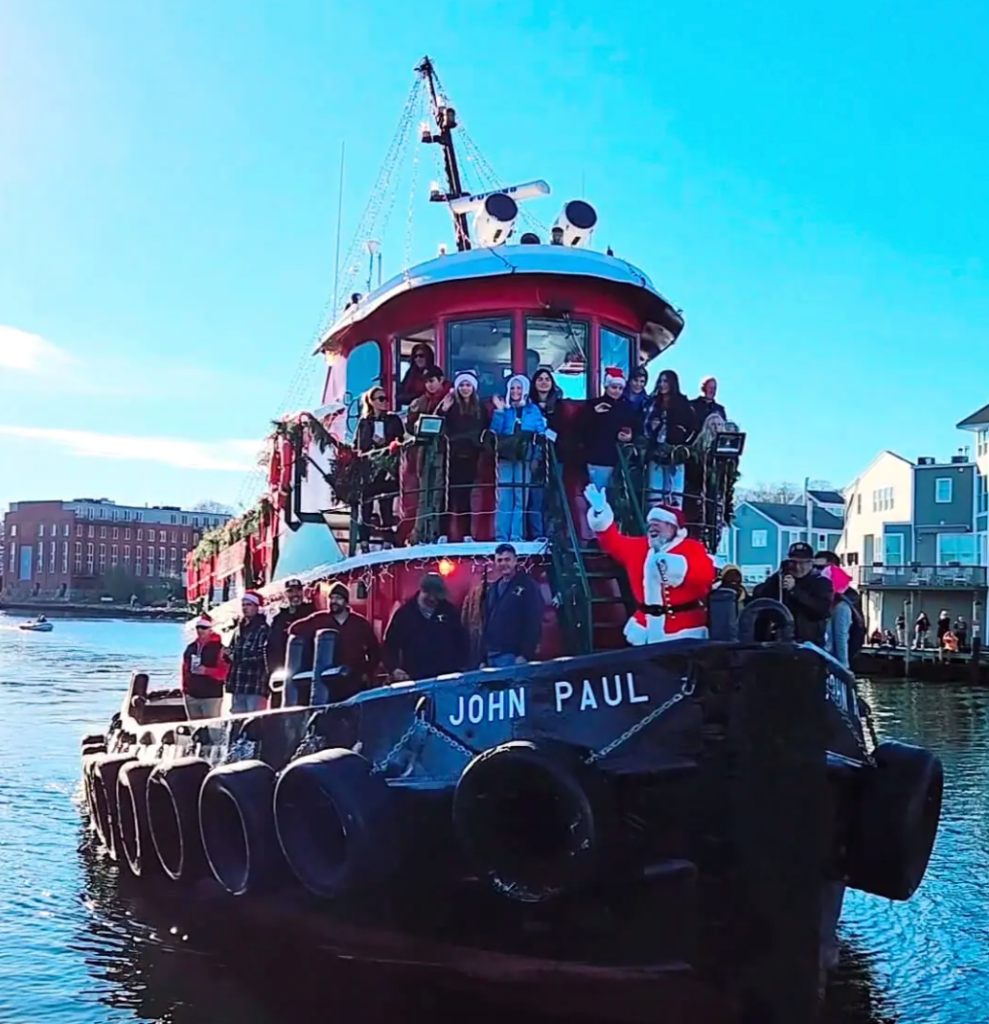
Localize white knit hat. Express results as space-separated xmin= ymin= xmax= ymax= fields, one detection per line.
xmin=454 ymin=370 xmax=479 ymax=392
xmin=506 ymin=374 xmax=530 ymax=402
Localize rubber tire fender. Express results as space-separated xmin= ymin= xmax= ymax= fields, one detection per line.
xmin=738 ymin=598 xmax=795 ymax=644
xmin=199 ymin=759 xmax=283 ymax=896
xmin=91 ymin=753 xmax=138 ymax=859
xmin=147 ymin=757 xmax=211 ymax=882
xmin=845 ymin=741 xmax=943 ymax=901
xmin=274 ymin=748 xmax=398 ymax=899
xmin=81 ymin=753 xmax=103 ymax=826
xmin=116 ymin=762 xmax=158 ymax=877
xmin=452 ymin=740 xmax=614 ymax=904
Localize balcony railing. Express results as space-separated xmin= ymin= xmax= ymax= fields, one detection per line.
xmin=858 ymin=564 xmax=987 ymax=588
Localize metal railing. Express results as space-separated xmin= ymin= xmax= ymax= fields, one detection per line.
xmin=858 ymin=564 xmax=987 ymax=588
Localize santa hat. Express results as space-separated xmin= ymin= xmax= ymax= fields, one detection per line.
xmin=193 ymin=614 xmax=213 ymax=629
xmin=453 ymin=370 xmax=479 ymax=392
xmin=603 ymin=366 xmax=626 ymax=388
xmin=647 ymin=505 xmax=684 ymax=530
xmin=242 ymin=590 xmax=264 ymax=607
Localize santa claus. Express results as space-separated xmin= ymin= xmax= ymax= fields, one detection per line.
xmin=584 ymin=483 xmax=716 ymax=644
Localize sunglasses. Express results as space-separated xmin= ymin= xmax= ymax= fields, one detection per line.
xmin=372 ymin=394 xmax=386 ymax=402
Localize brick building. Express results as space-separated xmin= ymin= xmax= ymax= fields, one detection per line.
xmin=3 ymin=498 xmax=230 ymax=602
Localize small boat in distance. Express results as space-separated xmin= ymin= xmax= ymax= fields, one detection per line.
xmin=18 ymin=618 xmax=53 ymax=632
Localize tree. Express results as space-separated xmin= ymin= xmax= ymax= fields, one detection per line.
xmin=191 ymin=500 xmax=235 ymax=516
xmin=739 ymin=481 xmax=802 ymax=504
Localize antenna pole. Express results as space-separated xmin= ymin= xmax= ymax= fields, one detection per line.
xmin=416 ymin=56 xmax=471 ymax=252
xmin=331 ymin=140 xmax=345 ymax=313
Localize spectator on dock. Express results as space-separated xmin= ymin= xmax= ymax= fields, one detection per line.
xmin=265 ymin=578 xmax=315 ymax=679
xmin=478 ymin=543 xmax=545 ymax=667
xmin=181 ymin=614 xmax=227 ymax=719
xmin=913 ymin=610 xmax=931 ymax=649
xmin=942 ymin=629 xmax=959 ymax=654
xmin=954 ymin=614 xmax=969 ymax=651
xmin=937 ymin=609 xmax=951 ymax=647
xmin=287 ymin=583 xmax=380 ymax=702
xmin=383 ymin=574 xmax=470 ymax=682
xmin=224 ymin=591 xmax=271 ymax=714
xmin=752 ymin=542 xmax=833 ymax=647
xmin=895 ymin=612 xmax=907 ymax=647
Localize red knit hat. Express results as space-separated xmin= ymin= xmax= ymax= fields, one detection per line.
xmin=647 ymin=504 xmax=684 ymax=529
xmin=603 ymin=366 xmax=626 ymax=387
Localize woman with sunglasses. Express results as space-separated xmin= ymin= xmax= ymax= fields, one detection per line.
xmin=356 ymin=386 xmax=405 ymax=549
xmin=397 ymin=342 xmax=437 ymax=408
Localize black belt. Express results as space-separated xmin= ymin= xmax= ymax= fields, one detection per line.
xmin=638 ymin=599 xmax=706 ymax=616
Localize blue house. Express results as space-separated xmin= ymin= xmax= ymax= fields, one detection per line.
xmin=731 ymin=500 xmax=844 ymax=585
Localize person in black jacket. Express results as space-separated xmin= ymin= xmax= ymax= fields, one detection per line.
xmin=581 ymin=366 xmax=637 ymax=492
xmin=356 ymin=386 xmax=405 ymax=548
xmin=751 ymin=542 xmax=834 ymax=647
xmin=643 ymin=368 xmax=696 ymax=508
xmin=383 ymin=574 xmax=470 ymax=681
xmin=689 ymin=376 xmax=727 ymax=429
xmin=480 ymin=543 xmax=545 ymax=667
xmin=265 ymin=577 xmax=316 ymax=679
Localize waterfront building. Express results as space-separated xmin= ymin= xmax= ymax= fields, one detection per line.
xmin=956 ymin=402 xmax=989 ymax=568
xmin=2 ymin=498 xmax=230 ymax=602
xmin=838 ymin=449 xmax=986 ymax=636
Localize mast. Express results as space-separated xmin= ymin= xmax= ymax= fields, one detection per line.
xmin=416 ymin=56 xmax=471 ymax=251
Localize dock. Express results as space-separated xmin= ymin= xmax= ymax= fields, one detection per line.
xmin=853 ymin=643 xmax=989 ymax=684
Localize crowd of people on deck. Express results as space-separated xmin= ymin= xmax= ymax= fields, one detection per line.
xmin=868 ymin=608 xmax=971 ymax=653
xmin=180 ymin=545 xmax=544 ymax=718
xmin=354 ymin=341 xmax=734 ymax=547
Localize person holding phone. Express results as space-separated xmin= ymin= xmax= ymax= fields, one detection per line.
xmin=356 ymin=386 xmax=405 ymax=548
xmin=751 ymin=541 xmax=834 ymax=646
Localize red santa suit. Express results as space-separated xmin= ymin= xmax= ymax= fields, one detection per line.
xmin=587 ymin=497 xmax=716 ymax=645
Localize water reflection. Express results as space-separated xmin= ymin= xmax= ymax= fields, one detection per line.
xmin=1 ymin=619 xmax=987 ymax=1024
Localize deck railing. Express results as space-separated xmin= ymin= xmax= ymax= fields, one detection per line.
xmin=858 ymin=564 xmax=987 ymax=588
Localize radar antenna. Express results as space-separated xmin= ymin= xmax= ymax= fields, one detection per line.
xmin=416 ymin=56 xmax=471 ymax=251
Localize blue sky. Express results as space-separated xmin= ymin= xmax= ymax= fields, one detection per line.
xmin=1 ymin=0 xmax=987 ymax=515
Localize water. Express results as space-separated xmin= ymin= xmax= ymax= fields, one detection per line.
xmin=0 ymin=613 xmax=986 ymax=1024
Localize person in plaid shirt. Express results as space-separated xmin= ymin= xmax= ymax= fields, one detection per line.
xmin=224 ymin=590 xmax=271 ymax=714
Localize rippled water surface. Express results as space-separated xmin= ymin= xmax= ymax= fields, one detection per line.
xmin=0 ymin=613 xmax=986 ymax=1024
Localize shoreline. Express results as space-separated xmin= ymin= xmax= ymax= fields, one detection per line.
xmin=0 ymin=601 xmax=188 ymax=622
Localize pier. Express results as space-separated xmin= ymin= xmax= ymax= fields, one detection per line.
xmin=854 ymin=643 xmax=989 ymax=684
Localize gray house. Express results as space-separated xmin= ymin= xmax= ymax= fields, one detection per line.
xmin=732 ymin=501 xmax=844 ymax=585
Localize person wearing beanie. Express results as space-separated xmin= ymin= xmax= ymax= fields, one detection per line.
xmin=581 ymin=366 xmax=638 ymax=492
xmin=490 ymin=374 xmax=547 ymax=541
xmin=437 ymin=369 xmax=489 ymax=540
xmin=286 ymin=582 xmax=381 ymax=703
xmin=224 ymin=590 xmax=271 ymax=714
xmin=407 ymin=364 xmax=450 ymax=433
xmin=180 ymin=614 xmax=228 ymax=719
xmin=265 ymin=578 xmax=315 ymax=680
xmin=383 ymin=573 xmax=470 ymax=681
xmin=584 ymin=484 xmax=715 ymax=644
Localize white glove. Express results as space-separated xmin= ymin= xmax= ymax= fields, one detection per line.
xmin=584 ymin=483 xmax=607 ymax=514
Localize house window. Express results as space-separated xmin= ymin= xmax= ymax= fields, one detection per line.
xmin=62 ymin=523 xmax=69 ymax=537
xmin=98 ymin=544 xmax=106 ymax=572
xmin=751 ymin=529 xmax=768 ymax=548
xmin=978 ymin=472 xmax=988 ymax=515
xmin=9 ymin=524 xmax=15 ymax=537
xmin=111 ymin=544 xmax=119 ymax=567
xmin=48 ymin=541 xmax=56 ymax=573
xmin=112 ymin=527 xmax=119 ymax=539
xmin=935 ymin=477 xmax=952 ymax=503
xmin=137 ymin=529 xmax=143 ymax=541
xmin=39 ymin=524 xmax=44 ymax=538
xmin=8 ymin=543 xmax=15 ymax=575
xmin=61 ymin=542 xmax=68 ymax=573
xmin=36 ymin=541 xmax=43 ymax=573
xmin=74 ymin=542 xmax=82 ymax=573
xmin=125 ymin=528 xmax=131 ymax=540
xmin=100 ymin=526 xmax=107 ymax=539
xmin=936 ymin=533 xmax=977 ymax=565
xmin=86 ymin=542 xmax=94 ymax=574
xmin=124 ymin=545 xmax=131 ymax=568
xmin=817 ymin=533 xmax=828 ymax=550
xmin=447 ymin=317 xmax=512 ymax=400
xmin=181 ymin=514 xmax=188 ymax=525
xmin=182 ymin=531 xmax=190 ymax=545
xmin=884 ymin=534 xmax=904 ymax=566
xmin=76 ymin=524 xmax=83 ymax=538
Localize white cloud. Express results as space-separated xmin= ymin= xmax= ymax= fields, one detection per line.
xmin=0 ymin=425 xmax=258 ymax=472
xmin=0 ymin=325 xmax=73 ymax=373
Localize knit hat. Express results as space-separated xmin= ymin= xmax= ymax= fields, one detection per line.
xmin=424 ymin=365 xmax=445 ymax=382
xmin=328 ymin=582 xmax=349 ymax=600
xmin=603 ymin=366 xmax=626 ymax=388
xmin=647 ymin=505 xmax=684 ymax=529
xmin=242 ymin=590 xmax=264 ymax=607
xmin=419 ymin=573 xmax=448 ymax=597
xmin=194 ymin=614 xmax=213 ymax=629
xmin=453 ymin=370 xmax=479 ymax=392
xmin=506 ymin=374 xmax=530 ymax=403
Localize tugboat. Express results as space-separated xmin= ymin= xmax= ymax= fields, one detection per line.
xmin=80 ymin=57 xmax=943 ymax=1022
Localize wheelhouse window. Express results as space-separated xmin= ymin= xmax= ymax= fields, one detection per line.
xmin=395 ymin=326 xmax=437 ymax=410
xmin=600 ymin=326 xmax=635 ymax=393
xmin=326 ymin=339 xmax=383 ymax=438
xmin=525 ymin=317 xmax=589 ymax=400
xmin=447 ymin=317 xmax=512 ymax=399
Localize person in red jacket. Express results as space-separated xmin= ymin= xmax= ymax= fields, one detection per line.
xmin=584 ymin=483 xmax=715 ymax=644
xmin=286 ymin=583 xmax=381 ymax=704
xmin=181 ymin=614 xmax=228 ymax=719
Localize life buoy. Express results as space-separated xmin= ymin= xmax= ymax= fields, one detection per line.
xmin=90 ymin=753 xmax=137 ymax=859
xmin=146 ymin=757 xmax=211 ymax=881
xmin=200 ymin=760 xmax=283 ymax=896
xmin=116 ymin=762 xmax=158 ymax=877
xmin=738 ymin=598 xmax=795 ymax=644
xmin=844 ymin=741 xmax=943 ymax=901
xmin=452 ymin=740 xmax=614 ymax=904
xmin=273 ymin=748 xmax=398 ymax=899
